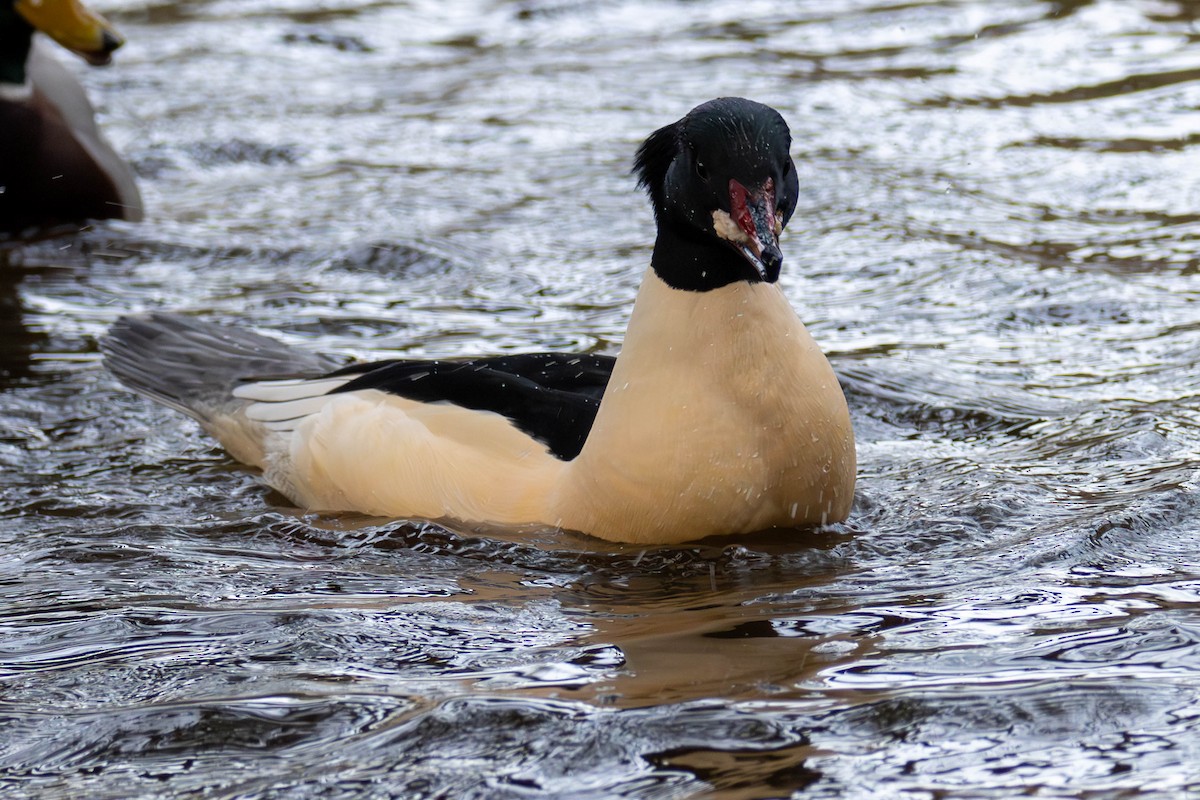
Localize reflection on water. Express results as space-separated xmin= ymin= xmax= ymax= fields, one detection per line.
xmin=2 ymin=0 xmax=1200 ymax=797
xmin=0 ymin=258 xmax=40 ymax=382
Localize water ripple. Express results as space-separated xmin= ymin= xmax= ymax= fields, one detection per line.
xmin=2 ymin=0 xmax=1199 ymax=797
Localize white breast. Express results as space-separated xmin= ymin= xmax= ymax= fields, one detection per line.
xmin=549 ymin=270 xmax=855 ymax=543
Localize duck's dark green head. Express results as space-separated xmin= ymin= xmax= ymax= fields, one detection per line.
xmin=634 ymin=97 xmax=799 ymax=292
xmin=2 ymin=0 xmax=125 ymax=84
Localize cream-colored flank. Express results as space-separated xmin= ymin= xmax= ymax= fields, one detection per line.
xmin=205 ymin=268 xmax=856 ymax=544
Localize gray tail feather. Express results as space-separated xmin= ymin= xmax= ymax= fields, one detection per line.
xmin=101 ymin=313 xmax=341 ymax=422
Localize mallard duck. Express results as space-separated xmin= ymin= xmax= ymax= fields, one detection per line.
xmin=102 ymin=98 xmax=856 ymax=544
xmin=0 ymin=0 xmax=142 ymax=232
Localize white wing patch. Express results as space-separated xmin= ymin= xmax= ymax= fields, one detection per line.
xmin=233 ymin=376 xmax=355 ymax=432
xmin=233 ymin=377 xmax=353 ymax=402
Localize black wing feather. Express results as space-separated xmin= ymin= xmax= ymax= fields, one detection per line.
xmin=325 ymin=353 xmax=616 ymax=460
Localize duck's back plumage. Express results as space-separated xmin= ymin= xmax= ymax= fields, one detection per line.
xmin=321 ymin=353 xmax=614 ymax=460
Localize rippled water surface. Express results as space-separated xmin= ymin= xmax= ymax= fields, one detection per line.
xmin=3 ymin=0 xmax=1200 ymax=797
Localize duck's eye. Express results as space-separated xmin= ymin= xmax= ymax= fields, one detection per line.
xmin=695 ymin=160 xmax=709 ymax=181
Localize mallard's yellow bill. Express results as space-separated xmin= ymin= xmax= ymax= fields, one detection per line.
xmin=15 ymin=0 xmax=124 ymax=65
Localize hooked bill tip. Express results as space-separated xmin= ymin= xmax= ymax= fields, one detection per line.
xmin=758 ymin=244 xmax=782 ymax=282
xmin=762 ymin=243 xmax=782 ymax=270
xmin=736 ymin=241 xmax=782 ymax=283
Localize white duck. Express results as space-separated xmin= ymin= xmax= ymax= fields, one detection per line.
xmin=103 ymin=97 xmax=855 ymax=544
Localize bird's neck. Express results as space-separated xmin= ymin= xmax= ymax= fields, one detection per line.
xmin=649 ymin=221 xmax=765 ymax=291
xmin=600 ymin=267 xmax=808 ymax=414
xmin=0 ymin=7 xmax=33 ymax=86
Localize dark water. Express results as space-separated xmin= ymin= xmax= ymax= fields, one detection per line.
xmin=3 ymin=0 xmax=1200 ymax=797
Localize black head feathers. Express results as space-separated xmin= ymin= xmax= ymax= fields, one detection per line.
xmin=633 ymin=98 xmax=799 ymax=291
xmin=635 ymin=98 xmax=792 ymax=209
